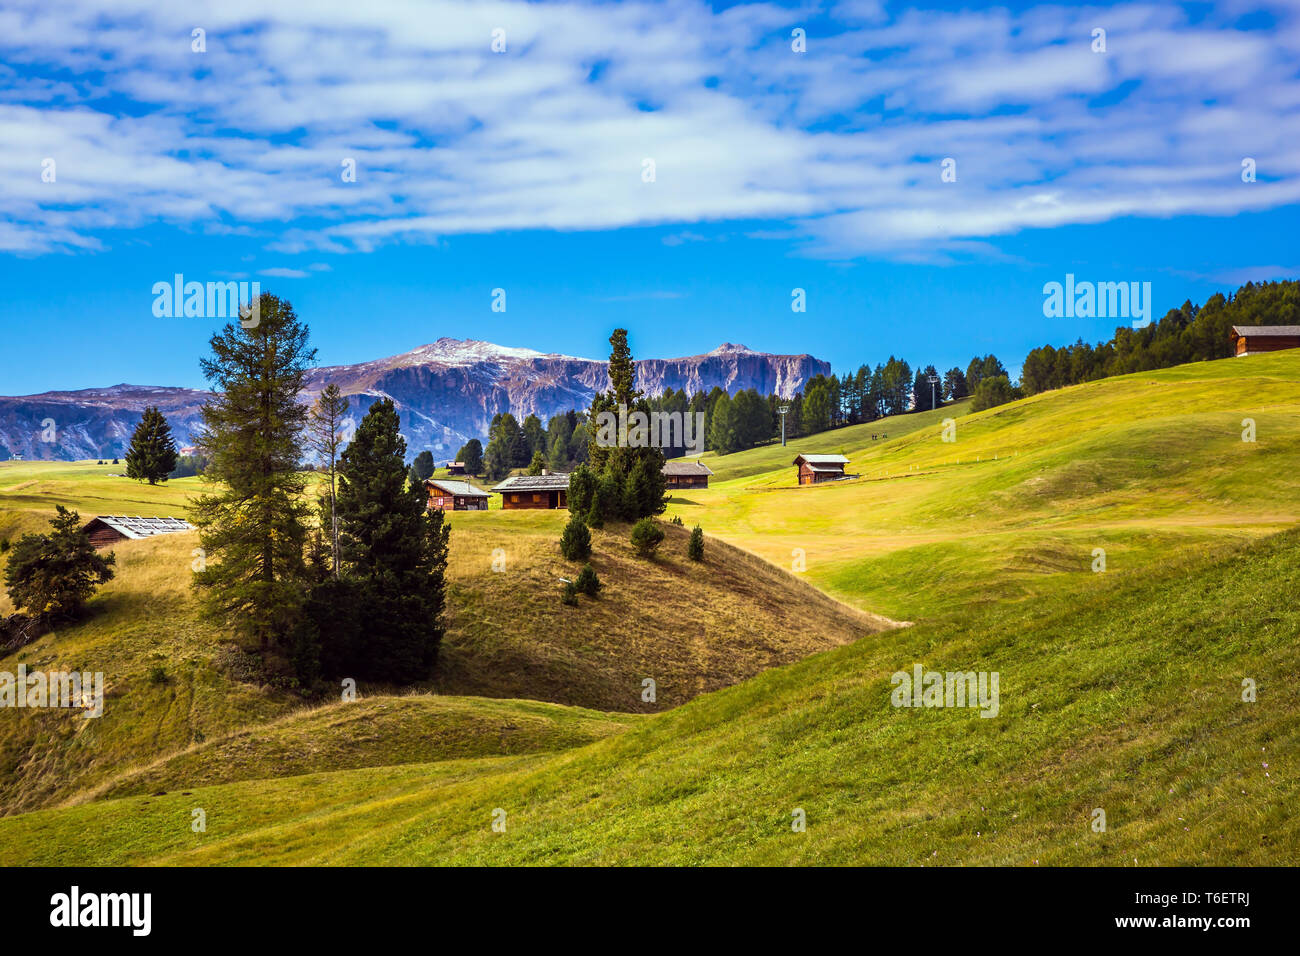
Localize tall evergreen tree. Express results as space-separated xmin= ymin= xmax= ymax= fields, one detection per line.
xmin=334 ymin=398 xmax=450 ymax=680
xmin=456 ymin=438 xmax=484 ymax=476
xmin=412 ymin=450 xmax=435 ymax=481
xmin=192 ymin=293 xmax=315 ymax=651
xmin=124 ymin=406 xmax=178 ymax=485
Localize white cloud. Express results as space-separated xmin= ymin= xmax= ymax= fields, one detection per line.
xmin=0 ymin=0 xmax=1296 ymax=259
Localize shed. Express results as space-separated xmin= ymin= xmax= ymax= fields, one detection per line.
xmin=82 ymin=515 xmax=195 ymax=549
xmin=1230 ymin=325 xmax=1300 ymax=357
xmin=424 ymin=478 xmax=490 ymax=511
xmin=493 ymin=473 xmax=570 ymax=509
xmin=662 ymin=459 xmax=714 ymax=489
xmin=793 ymin=453 xmax=849 ymax=485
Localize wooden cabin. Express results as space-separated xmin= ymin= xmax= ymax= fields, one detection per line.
xmin=492 ymin=473 xmax=569 ymax=509
xmin=1230 ymin=325 xmax=1300 ymax=356
xmin=424 ymin=478 xmax=490 ymax=511
xmin=662 ymin=460 xmax=714 ymax=489
xmin=793 ymin=453 xmax=849 ymax=485
xmin=445 ymin=461 xmax=467 ymax=476
xmin=82 ymin=515 xmax=194 ymax=549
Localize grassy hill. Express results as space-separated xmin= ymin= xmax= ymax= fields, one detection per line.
xmin=0 ymin=464 xmax=886 ymax=815
xmin=668 ymin=351 xmax=1300 ymax=619
xmin=1 ymin=521 xmax=1293 ymax=865
xmin=1 ymin=351 xmax=1296 ymax=862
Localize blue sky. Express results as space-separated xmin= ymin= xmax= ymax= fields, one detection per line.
xmin=1 ymin=0 xmax=1297 ymax=394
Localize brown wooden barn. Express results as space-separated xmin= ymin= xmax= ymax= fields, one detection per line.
xmin=424 ymin=478 xmax=490 ymax=511
xmin=793 ymin=453 xmax=849 ymax=485
xmin=662 ymin=460 xmax=714 ymax=489
xmin=1230 ymin=325 xmax=1300 ymax=356
xmin=82 ymin=515 xmax=194 ymax=549
xmin=492 ymin=473 xmax=569 ymax=509
xmin=445 ymin=461 xmax=467 ymax=476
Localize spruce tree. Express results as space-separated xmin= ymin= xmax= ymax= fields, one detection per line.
xmin=688 ymin=525 xmax=705 ymax=561
xmin=560 ymin=512 xmax=592 ymax=560
xmin=191 ymin=293 xmax=315 ymax=651
xmin=334 ymin=398 xmax=450 ymax=680
xmin=4 ymin=506 xmax=115 ymax=622
xmin=125 ymin=406 xmax=178 ymax=485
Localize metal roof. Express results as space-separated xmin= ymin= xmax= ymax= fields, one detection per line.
xmin=793 ymin=454 xmax=850 ymax=465
xmin=87 ymin=515 xmax=194 ymax=539
xmin=424 ymin=478 xmax=489 ymax=497
xmin=492 ymin=473 xmax=571 ymax=492
xmin=1231 ymin=325 xmax=1300 ymax=336
xmin=662 ymin=460 xmax=714 ymax=476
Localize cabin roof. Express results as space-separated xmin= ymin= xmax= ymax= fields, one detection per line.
xmin=662 ymin=460 xmax=714 ymax=476
xmin=424 ymin=478 xmax=489 ymax=497
xmin=1231 ymin=325 xmax=1300 ymax=337
xmin=492 ymin=473 xmax=571 ymax=492
xmin=85 ymin=515 xmax=194 ymax=539
xmin=793 ymin=453 xmax=850 ymax=466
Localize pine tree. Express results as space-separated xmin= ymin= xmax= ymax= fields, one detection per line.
xmin=4 ymin=505 xmax=115 ymax=622
xmin=630 ymin=517 xmax=665 ymax=558
xmin=334 ymin=398 xmax=450 ymax=680
xmin=124 ymin=406 xmax=178 ymax=485
xmin=527 ymin=450 xmax=547 ymax=475
xmin=413 ymin=450 xmax=435 ymax=481
xmin=688 ymin=525 xmax=704 ymax=561
xmin=575 ymin=562 xmax=601 ymax=596
xmin=456 ymin=439 xmax=484 ymax=476
xmin=559 ymin=512 xmax=592 ymax=560
xmin=191 ymin=293 xmax=315 ymax=651
xmin=308 ymin=383 xmax=349 ymax=578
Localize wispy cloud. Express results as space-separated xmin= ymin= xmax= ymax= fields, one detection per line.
xmin=0 ymin=0 xmax=1296 ymax=260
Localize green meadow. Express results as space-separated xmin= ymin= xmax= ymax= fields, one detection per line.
xmin=0 ymin=350 xmax=1296 ymax=864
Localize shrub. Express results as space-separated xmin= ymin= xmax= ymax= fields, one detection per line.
xmin=561 ymin=581 xmax=579 ymax=606
xmin=670 ymin=515 xmax=683 ymax=526
xmin=3 ymin=505 xmax=115 ymax=622
xmin=688 ymin=525 xmax=705 ymax=561
xmin=630 ymin=517 xmax=665 ymax=558
xmin=147 ymin=665 xmax=167 ymax=685
xmin=575 ymin=563 xmax=602 ymax=596
xmin=560 ymin=513 xmax=592 ymax=560
xmin=0 ymin=537 xmax=9 ymax=553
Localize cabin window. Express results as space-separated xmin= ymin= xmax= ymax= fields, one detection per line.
xmin=532 ymin=493 xmax=541 ymax=503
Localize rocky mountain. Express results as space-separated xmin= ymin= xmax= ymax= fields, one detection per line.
xmin=0 ymin=339 xmax=829 ymax=461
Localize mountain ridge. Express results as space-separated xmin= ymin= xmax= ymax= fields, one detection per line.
xmin=0 ymin=338 xmax=829 ymax=461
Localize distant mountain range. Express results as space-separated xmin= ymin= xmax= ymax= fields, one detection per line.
xmin=0 ymin=339 xmax=829 ymax=462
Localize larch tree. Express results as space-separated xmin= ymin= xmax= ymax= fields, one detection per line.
xmin=191 ymin=293 xmax=316 ymax=651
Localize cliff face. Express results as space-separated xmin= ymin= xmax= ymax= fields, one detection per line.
xmin=0 ymin=339 xmax=829 ymax=461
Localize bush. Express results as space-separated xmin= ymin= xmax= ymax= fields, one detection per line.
xmin=0 ymin=538 xmax=9 ymax=553
xmin=688 ymin=525 xmax=704 ymax=561
xmin=575 ymin=563 xmax=602 ymax=596
xmin=670 ymin=515 xmax=683 ymax=526
xmin=147 ymin=665 xmax=167 ymax=685
xmin=630 ymin=517 xmax=665 ymax=558
xmin=559 ymin=513 xmax=592 ymax=560
xmin=561 ymin=581 xmax=579 ymax=606
xmin=970 ymin=375 xmax=1023 ymax=412
xmin=3 ymin=505 xmax=115 ymax=622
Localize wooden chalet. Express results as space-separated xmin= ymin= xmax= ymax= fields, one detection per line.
xmin=445 ymin=461 xmax=468 ymax=476
xmin=492 ymin=473 xmax=569 ymax=509
xmin=1230 ymin=325 xmax=1300 ymax=357
xmin=424 ymin=478 xmax=490 ymax=512
xmin=82 ymin=515 xmax=194 ymax=549
xmin=793 ymin=453 xmax=849 ymax=485
xmin=662 ymin=460 xmax=714 ymax=489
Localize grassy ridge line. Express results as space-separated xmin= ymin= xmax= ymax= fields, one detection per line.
xmin=0 ymin=527 xmax=1294 ymax=866
xmin=68 ymin=695 xmax=640 ymax=805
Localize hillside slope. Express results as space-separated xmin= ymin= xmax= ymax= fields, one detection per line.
xmin=2 ymin=523 xmax=1294 ymax=865
xmin=0 ymin=472 xmax=887 ymax=815
xmin=669 ymin=351 xmax=1300 ymax=619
